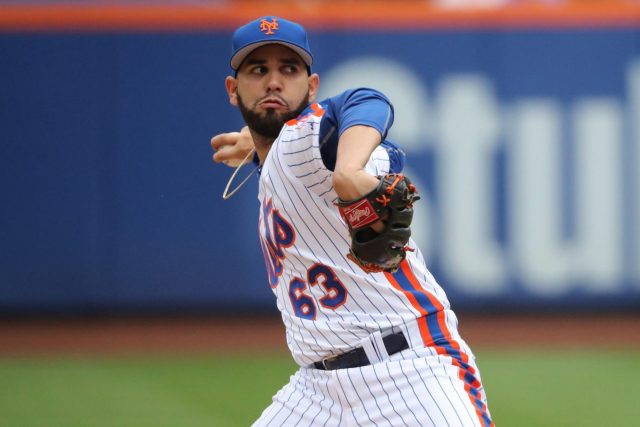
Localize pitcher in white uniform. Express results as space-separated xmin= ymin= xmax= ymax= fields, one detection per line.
xmin=211 ymin=15 xmax=494 ymax=427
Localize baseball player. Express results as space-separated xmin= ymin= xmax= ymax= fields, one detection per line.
xmin=211 ymin=16 xmax=494 ymax=427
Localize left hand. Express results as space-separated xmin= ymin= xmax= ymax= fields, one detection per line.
xmin=336 ymin=174 xmax=420 ymax=274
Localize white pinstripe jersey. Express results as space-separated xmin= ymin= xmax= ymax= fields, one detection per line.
xmin=257 ymin=99 xmax=456 ymax=367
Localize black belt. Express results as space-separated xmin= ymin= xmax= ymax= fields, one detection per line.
xmin=313 ymin=332 xmax=409 ymax=370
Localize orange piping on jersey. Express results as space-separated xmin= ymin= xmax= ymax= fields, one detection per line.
xmin=310 ymin=103 xmax=324 ymax=117
xmin=400 ymin=261 xmax=491 ymax=426
xmin=384 ymin=270 xmax=433 ymax=346
xmin=398 ymin=261 xmax=473 ymax=365
xmin=386 ymin=260 xmax=493 ymax=427
xmin=286 ymin=103 xmax=325 ymax=127
xmin=1 ymin=3 xmax=640 ymax=32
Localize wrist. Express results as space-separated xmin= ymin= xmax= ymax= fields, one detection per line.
xmin=333 ymin=169 xmax=379 ymax=201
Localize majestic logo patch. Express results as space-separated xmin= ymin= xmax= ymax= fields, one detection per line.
xmin=260 ymin=18 xmax=279 ymax=35
xmin=342 ymin=199 xmax=379 ymax=229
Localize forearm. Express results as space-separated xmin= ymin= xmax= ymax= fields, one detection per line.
xmin=333 ymin=125 xmax=382 ymax=201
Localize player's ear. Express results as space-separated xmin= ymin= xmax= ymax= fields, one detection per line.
xmin=308 ymin=73 xmax=320 ymax=103
xmin=225 ymin=76 xmax=239 ymax=106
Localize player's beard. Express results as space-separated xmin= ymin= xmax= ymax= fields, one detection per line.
xmin=237 ymin=92 xmax=309 ymax=139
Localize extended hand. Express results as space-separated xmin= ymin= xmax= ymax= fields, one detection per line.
xmin=211 ymin=126 xmax=255 ymax=167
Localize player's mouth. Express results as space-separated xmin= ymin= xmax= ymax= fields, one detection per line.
xmin=258 ymin=96 xmax=288 ymax=110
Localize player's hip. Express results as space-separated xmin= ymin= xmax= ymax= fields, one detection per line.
xmin=283 ymin=309 xmax=466 ymax=366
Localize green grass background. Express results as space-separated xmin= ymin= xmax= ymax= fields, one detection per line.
xmin=1 ymin=349 xmax=639 ymax=426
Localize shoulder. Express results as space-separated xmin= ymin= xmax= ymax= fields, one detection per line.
xmin=287 ymin=88 xmax=392 ymax=124
xmin=317 ymin=88 xmax=394 ymax=130
xmin=320 ymin=87 xmax=392 ymax=111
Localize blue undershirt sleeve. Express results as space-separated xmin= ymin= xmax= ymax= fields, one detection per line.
xmin=319 ymin=88 xmax=396 ymax=171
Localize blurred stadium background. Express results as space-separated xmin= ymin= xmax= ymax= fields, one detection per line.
xmin=1 ymin=0 xmax=639 ymax=426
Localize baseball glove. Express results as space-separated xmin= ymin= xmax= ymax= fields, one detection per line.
xmin=336 ymin=174 xmax=420 ymax=274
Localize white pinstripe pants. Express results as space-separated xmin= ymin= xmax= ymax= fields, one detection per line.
xmin=252 ymin=347 xmax=492 ymax=427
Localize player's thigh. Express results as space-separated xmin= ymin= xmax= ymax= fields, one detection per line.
xmin=338 ymin=356 xmax=487 ymax=427
xmin=252 ymin=368 xmax=340 ymax=427
xmin=393 ymin=356 xmax=489 ymax=427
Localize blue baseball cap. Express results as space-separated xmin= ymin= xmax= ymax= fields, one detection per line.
xmin=230 ymin=16 xmax=313 ymax=72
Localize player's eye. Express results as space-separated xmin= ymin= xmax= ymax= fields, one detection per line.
xmin=282 ymin=65 xmax=299 ymax=74
xmin=250 ymin=66 xmax=268 ymax=75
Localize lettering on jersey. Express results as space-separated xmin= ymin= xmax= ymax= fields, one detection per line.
xmin=258 ymin=223 xmax=277 ymax=289
xmin=289 ymin=277 xmax=317 ymax=320
xmin=307 ymin=263 xmax=348 ymax=309
xmin=259 ymin=18 xmax=278 ymax=35
xmin=287 ymin=264 xmax=348 ymax=319
xmin=259 ymin=197 xmax=295 ymax=288
xmin=259 ymin=200 xmax=348 ymax=317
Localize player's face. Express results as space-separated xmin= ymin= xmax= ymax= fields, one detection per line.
xmin=226 ymin=44 xmax=319 ymax=138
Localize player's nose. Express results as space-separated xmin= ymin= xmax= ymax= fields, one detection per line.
xmin=265 ymin=71 xmax=284 ymax=92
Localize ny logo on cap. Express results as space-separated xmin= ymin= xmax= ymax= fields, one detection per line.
xmin=260 ymin=18 xmax=278 ymax=35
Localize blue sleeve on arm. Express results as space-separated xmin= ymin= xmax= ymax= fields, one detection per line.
xmin=319 ymin=88 xmax=395 ymax=171
xmin=380 ymin=139 xmax=406 ymax=174
xmin=335 ymin=88 xmax=394 ymax=138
